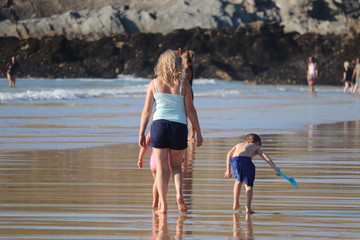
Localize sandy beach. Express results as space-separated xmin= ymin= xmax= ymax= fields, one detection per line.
xmin=1 ymin=120 xmax=359 ymax=239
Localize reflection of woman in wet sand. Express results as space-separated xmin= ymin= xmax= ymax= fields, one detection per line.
xmin=183 ymin=140 xmax=196 ymax=210
xmin=151 ymin=212 xmax=187 ymax=240
xmin=151 ymin=212 xmax=169 ymax=239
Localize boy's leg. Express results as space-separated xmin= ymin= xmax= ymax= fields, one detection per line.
xmin=245 ymin=185 xmax=254 ymax=213
xmin=233 ymin=180 xmax=242 ymax=210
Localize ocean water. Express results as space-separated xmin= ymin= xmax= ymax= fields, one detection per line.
xmin=1 ymin=76 xmax=360 ymax=150
xmin=1 ymin=76 xmax=360 ymax=239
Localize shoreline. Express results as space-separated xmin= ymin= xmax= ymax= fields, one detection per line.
xmin=0 ymin=118 xmax=358 ymax=152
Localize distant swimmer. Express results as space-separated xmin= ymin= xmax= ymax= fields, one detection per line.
xmin=6 ymin=56 xmax=22 ymax=87
xmin=224 ymin=133 xmax=279 ymax=214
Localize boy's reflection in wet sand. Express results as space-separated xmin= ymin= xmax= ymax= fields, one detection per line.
xmin=231 ymin=213 xmax=254 ymax=240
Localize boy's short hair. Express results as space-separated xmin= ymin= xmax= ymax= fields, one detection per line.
xmin=245 ymin=133 xmax=261 ymax=145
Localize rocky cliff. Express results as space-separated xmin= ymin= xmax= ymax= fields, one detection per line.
xmin=0 ymin=0 xmax=359 ymax=85
xmin=1 ymin=0 xmax=359 ymax=40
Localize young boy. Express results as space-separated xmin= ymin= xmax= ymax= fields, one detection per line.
xmin=224 ymin=133 xmax=279 ymax=213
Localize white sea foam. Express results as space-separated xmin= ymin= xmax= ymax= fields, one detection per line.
xmin=0 ymin=75 xmax=349 ymax=102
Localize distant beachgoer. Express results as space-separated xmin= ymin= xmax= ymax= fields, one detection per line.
xmin=182 ymin=50 xmax=196 ymax=140
xmin=352 ymin=58 xmax=360 ymax=94
xmin=139 ymin=49 xmax=203 ymax=214
xmin=224 ymin=133 xmax=279 ymax=213
xmin=6 ymin=56 xmax=22 ymax=87
xmin=306 ymin=56 xmax=318 ymax=95
xmin=342 ymin=61 xmax=354 ymax=94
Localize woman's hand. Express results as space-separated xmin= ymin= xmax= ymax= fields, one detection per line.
xmin=196 ymin=133 xmax=203 ymax=147
xmin=139 ymin=134 xmax=146 ymax=148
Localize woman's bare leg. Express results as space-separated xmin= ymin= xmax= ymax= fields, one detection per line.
xmin=153 ymin=148 xmax=171 ymax=214
xmin=151 ymin=169 xmax=159 ymax=209
xmin=7 ymin=74 xmax=12 ymax=87
xmin=170 ymin=149 xmax=187 ymax=212
xmin=343 ymin=82 xmax=349 ymax=93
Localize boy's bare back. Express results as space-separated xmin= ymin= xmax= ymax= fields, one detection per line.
xmin=231 ymin=142 xmax=262 ymax=158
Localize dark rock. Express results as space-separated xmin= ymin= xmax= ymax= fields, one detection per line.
xmin=0 ymin=23 xmax=359 ymax=86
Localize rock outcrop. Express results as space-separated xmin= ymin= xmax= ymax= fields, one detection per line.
xmin=0 ymin=0 xmax=359 ymax=40
xmin=1 ymin=23 xmax=359 ymax=85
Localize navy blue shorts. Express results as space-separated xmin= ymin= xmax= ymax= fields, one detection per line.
xmin=231 ymin=156 xmax=256 ymax=187
xmin=150 ymin=120 xmax=188 ymax=150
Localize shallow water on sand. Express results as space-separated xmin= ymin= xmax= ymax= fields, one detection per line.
xmin=1 ymin=121 xmax=360 ymax=239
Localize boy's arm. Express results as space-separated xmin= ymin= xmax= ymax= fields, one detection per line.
xmin=224 ymin=146 xmax=235 ymax=178
xmin=257 ymin=148 xmax=278 ymax=175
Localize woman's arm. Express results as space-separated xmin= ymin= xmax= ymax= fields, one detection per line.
xmin=352 ymin=67 xmax=357 ymax=79
xmin=183 ymin=81 xmax=202 ymax=147
xmin=139 ymin=80 xmax=154 ymax=147
xmin=137 ymin=133 xmax=151 ymax=169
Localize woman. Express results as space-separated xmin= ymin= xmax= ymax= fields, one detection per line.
xmin=182 ymin=50 xmax=196 ymax=140
xmin=139 ymin=49 xmax=203 ymax=214
xmin=306 ymin=56 xmax=318 ymax=95
xmin=6 ymin=56 xmax=21 ymax=87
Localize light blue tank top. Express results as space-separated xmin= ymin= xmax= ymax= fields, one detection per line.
xmin=152 ymin=79 xmax=187 ymax=125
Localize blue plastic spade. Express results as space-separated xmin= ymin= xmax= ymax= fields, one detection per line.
xmin=276 ymin=168 xmax=299 ymax=189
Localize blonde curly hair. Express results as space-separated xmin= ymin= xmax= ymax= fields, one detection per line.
xmin=154 ymin=50 xmax=184 ymax=85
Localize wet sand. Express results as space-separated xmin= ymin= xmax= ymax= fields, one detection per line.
xmin=1 ymin=121 xmax=360 ymax=239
